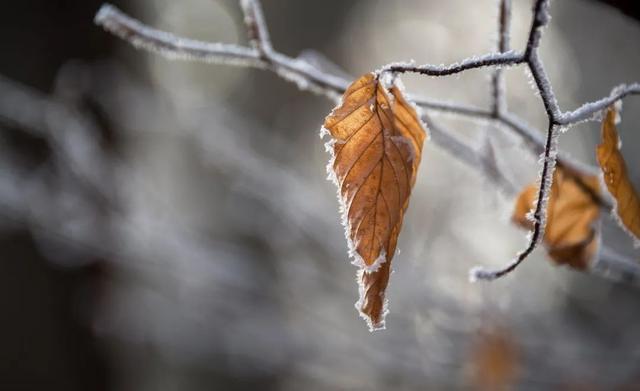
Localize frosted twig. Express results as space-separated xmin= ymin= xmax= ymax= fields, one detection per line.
xmin=491 ymin=0 xmax=511 ymax=116
xmin=524 ymin=0 xmax=551 ymax=59
xmin=380 ymin=51 xmax=524 ymax=76
xmin=472 ymin=122 xmax=558 ymax=281
xmin=557 ymin=83 xmax=640 ymax=125
xmin=93 ymin=2 xmax=639 ymax=128
xmin=94 ymin=0 xmax=640 ymax=281
xmin=411 ymin=98 xmax=493 ymax=119
xmin=239 ymin=0 xmax=273 ymax=56
xmin=94 ymin=4 xmax=264 ymax=67
xmin=527 ymin=52 xmax=561 ymax=121
xmin=472 ymin=0 xmax=559 ymax=280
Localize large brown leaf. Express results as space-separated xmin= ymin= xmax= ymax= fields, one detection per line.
xmin=322 ymin=73 xmax=426 ymax=330
xmin=597 ymin=107 xmax=640 ymax=244
xmin=512 ymin=167 xmax=601 ymax=270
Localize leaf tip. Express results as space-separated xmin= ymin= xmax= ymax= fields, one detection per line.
xmin=354 ymin=294 xmax=389 ymax=332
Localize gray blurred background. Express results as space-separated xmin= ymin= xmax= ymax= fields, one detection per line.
xmin=1 ymin=0 xmax=640 ymax=390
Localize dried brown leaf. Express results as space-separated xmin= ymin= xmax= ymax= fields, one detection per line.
xmin=322 ymin=73 xmax=426 ymax=330
xmin=513 ymin=167 xmax=601 ymax=270
xmin=597 ymin=107 xmax=640 ymax=244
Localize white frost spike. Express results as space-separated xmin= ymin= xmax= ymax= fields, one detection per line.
xmin=318 ymin=126 xmax=330 ymax=139
xmin=525 ymin=210 xmax=536 ymax=224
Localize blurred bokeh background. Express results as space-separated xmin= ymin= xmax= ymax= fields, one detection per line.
xmin=1 ymin=0 xmax=640 ymax=390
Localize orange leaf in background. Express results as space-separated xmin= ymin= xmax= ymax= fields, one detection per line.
xmin=322 ymin=73 xmax=427 ymax=331
xmin=597 ymin=106 xmax=640 ymax=244
xmin=468 ymin=326 xmax=519 ymax=391
xmin=512 ymin=167 xmax=601 ymax=270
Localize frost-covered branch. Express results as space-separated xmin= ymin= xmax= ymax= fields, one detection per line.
xmin=472 ymin=0 xmax=559 ymax=280
xmin=557 ymin=83 xmax=640 ymax=125
xmin=524 ymin=0 xmax=551 ymax=59
xmin=380 ymin=51 xmax=525 ymax=76
xmin=472 ymin=122 xmax=559 ymax=281
xmin=94 ymin=2 xmax=638 ymax=128
xmin=94 ymin=5 xmax=264 ymax=67
xmin=94 ymin=4 xmax=349 ymax=100
xmin=239 ymin=0 xmax=273 ymax=56
xmin=412 ymin=98 xmax=493 ymax=119
xmin=491 ymin=0 xmax=511 ymax=116
xmin=94 ymin=0 xmax=640 ymax=282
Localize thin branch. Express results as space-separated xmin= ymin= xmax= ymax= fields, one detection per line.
xmin=557 ymin=83 xmax=640 ymax=125
xmin=471 ymin=122 xmax=558 ymax=281
xmin=497 ymin=0 xmax=512 ymax=57
xmin=491 ymin=0 xmax=512 ymax=116
xmin=472 ymin=0 xmax=560 ymax=280
xmin=239 ymin=0 xmax=273 ymax=55
xmin=94 ymin=4 xmax=264 ymax=66
xmin=524 ymin=0 xmax=551 ymax=60
xmin=527 ymin=52 xmax=562 ymax=121
xmin=94 ymin=2 xmax=637 ymax=128
xmin=412 ymin=98 xmax=494 ymax=118
xmin=380 ymin=51 xmax=524 ymax=76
